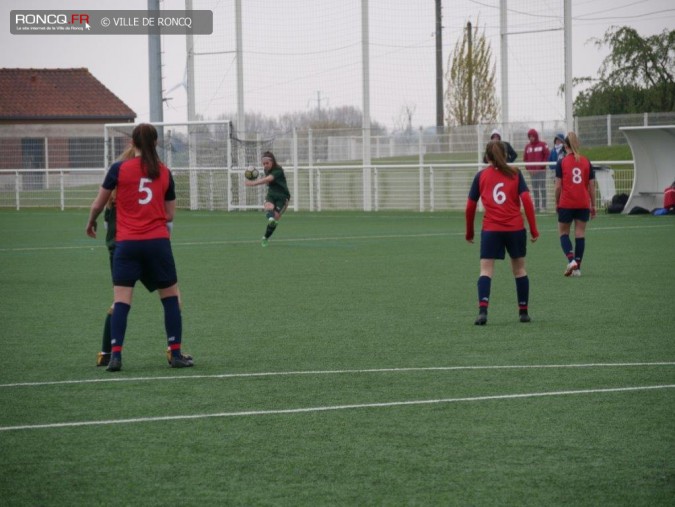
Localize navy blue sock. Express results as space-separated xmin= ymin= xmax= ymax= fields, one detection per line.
xmin=161 ymin=296 xmax=182 ymax=357
xmin=110 ymin=302 xmax=130 ymax=359
xmin=477 ymin=276 xmax=491 ymax=313
xmin=560 ymin=234 xmax=574 ymax=260
xmin=515 ymin=276 xmax=529 ymax=314
xmin=574 ymin=237 xmax=585 ymax=267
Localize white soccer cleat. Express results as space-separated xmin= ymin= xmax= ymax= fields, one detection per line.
xmin=571 ymin=269 xmax=581 ymax=277
xmin=564 ymin=260 xmax=578 ymax=277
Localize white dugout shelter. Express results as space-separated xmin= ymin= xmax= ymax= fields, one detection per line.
xmin=620 ymin=125 xmax=675 ymax=213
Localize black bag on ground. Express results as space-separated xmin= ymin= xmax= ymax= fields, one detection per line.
xmin=607 ymin=193 xmax=629 ymax=214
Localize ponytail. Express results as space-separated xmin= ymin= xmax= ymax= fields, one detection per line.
xmin=564 ymin=131 xmax=582 ymax=162
xmin=485 ymin=140 xmax=517 ymax=177
xmin=132 ymin=123 xmax=161 ymax=179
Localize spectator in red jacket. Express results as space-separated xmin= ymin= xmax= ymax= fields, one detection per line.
xmin=523 ymin=129 xmax=550 ymax=212
xmin=664 ymin=181 xmax=675 ymax=211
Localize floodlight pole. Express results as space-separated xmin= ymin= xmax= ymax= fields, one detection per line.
xmin=148 ymin=0 xmax=164 ymax=159
xmin=500 ymin=0 xmax=508 ymax=125
xmin=564 ymin=0 xmax=573 ymax=131
xmin=362 ymin=0 xmax=372 ymax=211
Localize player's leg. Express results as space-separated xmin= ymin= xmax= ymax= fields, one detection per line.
xmin=507 ymin=230 xmax=531 ymax=322
xmin=261 ymin=198 xmax=288 ymax=246
xmin=475 ymin=231 xmax=503 ymax=325
xmin=572 ymin=213 xmax=589 ymax=275
xmin=107 ymin=285 xmax=134 ymax=372
xmin=152 ymin=239 xmax=192 ymax=368
xmin=261 ymin=201 xmax=275 ymax=246
xmin=557 ymin=209 xmax=577 ymax=275
xmin=97 ymin=304 xmax=113 ymax=367
xmin=158 ymin=284 xmax=191 ymax=368
xmin=511 ymin=258 xmax=530 ymax=322
xmin=107 ymin=241 xmax=140 ymax=372
xmin=475 ymin=259 xmax=495 ymax=325
xmin=98 ymin=248 xmax=115 ymax=366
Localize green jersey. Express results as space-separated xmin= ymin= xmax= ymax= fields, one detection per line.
xmin=266 ymin=165 xmax=291 ymax=201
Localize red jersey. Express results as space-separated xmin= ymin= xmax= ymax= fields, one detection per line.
xmin=102 ymin=157 xmax=175 ymax=241
xmin=468 ymin=167 xmax=529 ymax=231
xmin=555 ymin=154 xmax=595 ymax=209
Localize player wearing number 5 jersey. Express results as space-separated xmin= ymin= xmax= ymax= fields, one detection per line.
xmin=466 ymin=140 xmax=539 ymax=325
xmin=86 ymin=123 xmax=193 ymax=372
xmin=555 ymin=132 xmax=596 ymax=277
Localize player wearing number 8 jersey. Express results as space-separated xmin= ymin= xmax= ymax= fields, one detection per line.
xmin=555 ymin=132 xmax=596 ymax=277
xmin=465 ymin=140 xmax=539 ymax=325
xmin=86 ymin=123 xmax=193 ymax=372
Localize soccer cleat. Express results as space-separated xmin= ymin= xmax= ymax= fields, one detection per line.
xmin=571 ymin=269 xmax=581 ymax=277
xmin=519 ymin=313 xmax=531 ymax=323
xmin=170 ymin=354 xmax=194 ymax=368
xmin=474 ymin=313 xmax=487 ymax=325
xmin=564 ymin=260 xmax=578 ymax=277
xmin=166 ymin=349 xmax=193 ymax=365
xmin=261 ymin=237 xmax=269 ymax=247
xmin=106 ymin=357 xmax=122 ymax=372
xmin=96 ymin=352 xmax=111 ymax=367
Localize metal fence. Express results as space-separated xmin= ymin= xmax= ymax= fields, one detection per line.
xmin=1 ymin=112 xmax=668 ymax=211
xmin=0 ymin=161 xmax=633 ymax=213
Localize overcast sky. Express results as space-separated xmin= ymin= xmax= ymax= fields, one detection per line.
xmin=2 ymin=0 xmax=674 ymax=129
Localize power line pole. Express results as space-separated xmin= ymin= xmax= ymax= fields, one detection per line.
xmin=467 ymin=21 xmax=473 ymax=125
xmin=435 ymin=0 xmax=443 ymax=131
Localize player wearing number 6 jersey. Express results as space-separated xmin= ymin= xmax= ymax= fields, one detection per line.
xmin=555 ymin=132 xmax=596 ymax=277
xmin=86 ymin=123 xmax=193 ymax=372
xmin=465 ymin=140 xmax=539 ymax=325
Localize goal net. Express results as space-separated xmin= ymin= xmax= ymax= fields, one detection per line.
xmin=104 ymin=120 xmax=275 ymax=211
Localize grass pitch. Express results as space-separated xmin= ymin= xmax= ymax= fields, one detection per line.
xmin=0 ymin=209 xmax=673 ymax=505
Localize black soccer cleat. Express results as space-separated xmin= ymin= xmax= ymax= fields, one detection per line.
xmin=166 ymin=349 xmax=193 ymax=365
xmin=170 ymin=355 xmax=194 ymax=368
xmin=474 ymin=313 xmax=488 ymax=325
xmin=106 ymin=357 xmax=122 ymax=372
xmin=519 ymin=313 xmax=532 ymax=323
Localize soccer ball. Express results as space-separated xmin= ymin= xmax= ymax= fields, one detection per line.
xmin=244 ymin=166 xmax=259 ymax=180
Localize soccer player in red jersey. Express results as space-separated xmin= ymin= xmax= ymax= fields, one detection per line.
xmin=555 ymin=132 xmax=596 ymax=277
xmin=466 ymin=140 xmax=539 ymax=325
xmin=86 ymin=123 xmax=193 ymax=372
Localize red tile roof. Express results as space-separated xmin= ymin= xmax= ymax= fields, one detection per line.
xmin=0 ymin=68 xmax=136 ymax=121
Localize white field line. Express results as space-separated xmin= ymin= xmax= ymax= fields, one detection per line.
xmin=1 ymin=384 xmax=673 ymax=432
xmin=0 ymin=223 xmax=671 ymax=253
xmin=1 ymin=362 xmax=674 ymax=389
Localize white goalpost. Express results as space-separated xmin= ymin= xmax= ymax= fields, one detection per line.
xmin=103 ymin=120 xmax=274 ymax=212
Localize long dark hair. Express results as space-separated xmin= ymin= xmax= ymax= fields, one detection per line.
xmin=132 ymin=123 xmax=161 ymax=179
xmin=262 ymin=151 xmax=279 ymax=165
xmin=485 ymin=140 xmax=517 ymax=177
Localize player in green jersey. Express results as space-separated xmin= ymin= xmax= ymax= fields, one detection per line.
xmin=245 ymin=151 xmax=291 ymax=247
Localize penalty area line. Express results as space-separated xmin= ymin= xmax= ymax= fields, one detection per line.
xmin=1 ymin=384 xmax=674 ymax=432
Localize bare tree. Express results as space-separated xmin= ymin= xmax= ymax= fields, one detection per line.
xmin=392 ymin=102 xmax=417 ymax=136
xmin=445 ymin=20 xmax=499 ymax=126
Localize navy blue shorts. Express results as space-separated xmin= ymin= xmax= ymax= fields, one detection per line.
xmin=112 ymin=239 xmax=177 ymax=289
xmin=558 ymin=208 xmax=590 ymax=223
xmin=480 ymin=229 xmax=527 ymax=260
xmin=108 ymin=247 xmax=157 ymax=292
